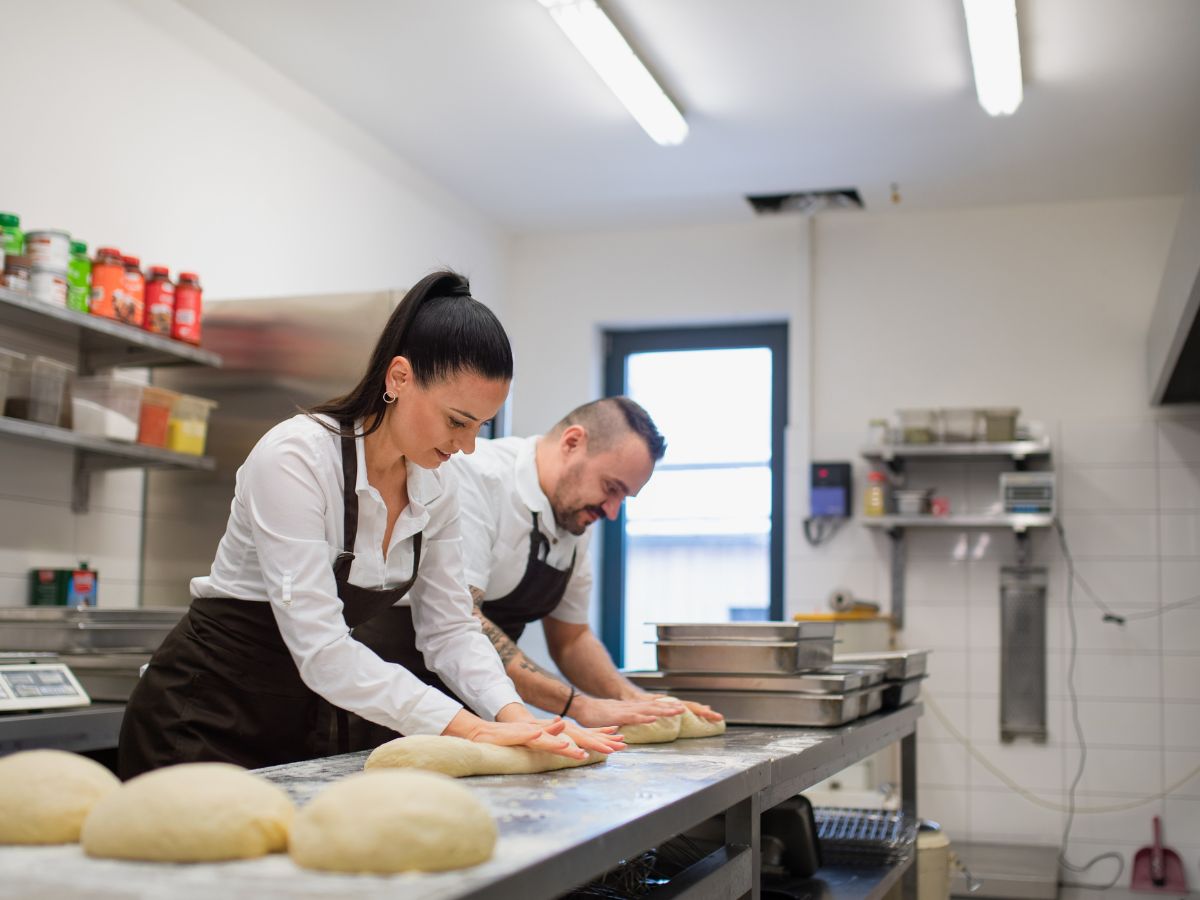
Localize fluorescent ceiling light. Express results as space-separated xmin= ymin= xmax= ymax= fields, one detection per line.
xmin=962 ymin=0 xmax=1023 ymax=116
xmin=537 ymin=0 xmax=688 ymax=146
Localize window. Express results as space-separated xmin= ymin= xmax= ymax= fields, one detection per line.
xmin=602 ymin=324 xmax=788 ymax=669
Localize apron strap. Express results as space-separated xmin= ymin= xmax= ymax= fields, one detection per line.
xmin=339 ymin=418 xmax=360 ymax=558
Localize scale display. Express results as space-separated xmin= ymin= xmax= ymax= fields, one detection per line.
xmin=0 ymin=663 xmax=91 ymax=712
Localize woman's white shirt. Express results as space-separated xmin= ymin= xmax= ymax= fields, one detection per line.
xmin=191 ymin=414 xmax=521 ymax=737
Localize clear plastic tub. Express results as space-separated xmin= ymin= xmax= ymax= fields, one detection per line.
xmin=137 ymin=386 xmax=178 ymax=447
xmin=896 ymin=408 xmax=937 ymax=444
xmin=71 ymin=375 xmax=144 ymax=442
xmin=166 ymin=394 xmax=217 ymax=455
xmin=939 ymin=408 xmax=981 ymax=442
xmin=982 ymin=407 xmax=1019 ymax=442
xmin=0 ymin=348 xmax=26 ymax=415
xmin=7 ymin=356 xmax=75 ymax=425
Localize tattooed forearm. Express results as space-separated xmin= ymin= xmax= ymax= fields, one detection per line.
xmin=476 ymin=610 xmax=522 ymax=666
xmin=468 ymin=586 xmax=575 ymax=710
xmin=518 ymin=656 xmax=555 ymax=679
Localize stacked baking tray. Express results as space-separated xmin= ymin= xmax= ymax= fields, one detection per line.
xmin=835 ymin=650 xmax=929 ymax=710
xmin=629 ymin=622 xmax=889 ymax=727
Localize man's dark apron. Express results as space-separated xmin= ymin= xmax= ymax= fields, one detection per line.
xmin=118 ymin=420 xmax=423 ymax=779
xmin=348 ymin=510 xmax=575 ymax=746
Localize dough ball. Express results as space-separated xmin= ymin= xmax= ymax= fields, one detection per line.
xmin=0 ymin=750 xmax=119 ymax=844
xmin=365 ymin=734 xmax=603 ymax=776
xmin=619 ymin=712 xmax=683 ymax=744
xmin=290 ymin=770 xmax=496 ymax=873
xmin=81 ymin=763 xmax=293 ymax=862
xmin=678 ymin=707 xmax=727 ymax=739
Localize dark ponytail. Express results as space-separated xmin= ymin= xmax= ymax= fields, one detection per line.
xmin=308 ymin=269 xmax=513 ymax=436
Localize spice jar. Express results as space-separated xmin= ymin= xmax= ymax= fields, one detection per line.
xmin=117 ymin=255 xmax=146 ymax=326
xmin=66 ymin=241 xmax=91 ymax=313
xmin=89 ymin=247 xmax=125 ymax=319
xmin=143 ymin=266 xmax=175 ymax=335
xmin=172 ymin=271 xmax=203 ymax=344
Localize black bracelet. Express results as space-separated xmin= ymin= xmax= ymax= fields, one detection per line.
xmin=560 ymin=687 xmax=577 ymax=718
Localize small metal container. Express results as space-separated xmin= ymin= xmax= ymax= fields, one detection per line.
xmin=836 ymin=650 xmax=930 ymax=681
xmin=626 ymin=664 xmax=886 ymax=695
xmin=662 ymin=685 xmax=886 ymax=727
xmin=881 ymin=676 xmax=927 ymax=710
xmin=0 ymin=607 xmax=184 ymax=653
xmin=655 ymin=639 xmax=834 ymax=674
xmin=654 ymin=621 xmax=836 ymax=643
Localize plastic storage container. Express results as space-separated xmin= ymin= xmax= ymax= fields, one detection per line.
xmin=897 ymin=408 xmax=938 ymax=443
xmin=939 ymin=408 xmax=981 ymax=442
xmin=0 ymin=348 xmax=25 ymax=414
xmin=71 ymin=375 xmax=144 ymax=442
xmin=166 ymin=394 xmax=217 ymax=455
xmin=894 ymin=488 xmax=934 ymax=515
xmin=137 ymin=386 xmax=178 ymax=447
xmin=6 ymin=356 xmax=74 ymax=425
xmin=982 ymin=407 xmax=1019 ymax=442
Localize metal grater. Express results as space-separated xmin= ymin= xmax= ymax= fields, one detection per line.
xmin=812 ymin=808 xmax=917 ymax=867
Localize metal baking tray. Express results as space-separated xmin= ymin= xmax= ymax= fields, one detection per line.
xmin=655 ymin=639 xmax=834 ymax=674
xmin=663 ymin=685 xmax=886 ymax=727
xmin=60 ymin=653 xmax=151 ymax=701
xmin=625 ymin=665 xmax=886 ymax=695
xmin=881 ymin=675 xmax=927 ymax=710
xmin=0 ymin=607 xmax=183 ymax=653
xmin=653 ymin=621 xmax=837 ymax=643
xmin=835 ymin=650 xmax=929 ymax=681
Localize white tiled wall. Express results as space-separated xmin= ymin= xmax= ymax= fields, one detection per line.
xmin=899 ymin=415 xmax=1200 ymax=872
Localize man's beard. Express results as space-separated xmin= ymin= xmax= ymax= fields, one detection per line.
xmin=549 ymin=463 xmax=604 ymax=536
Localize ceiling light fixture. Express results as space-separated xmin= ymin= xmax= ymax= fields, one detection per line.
xmin=961 ymin=0 xmax=1023 ymax=116
xmin=536 ymin=0 xmax=688 ymax=146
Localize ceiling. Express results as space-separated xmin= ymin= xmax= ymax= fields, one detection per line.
xmin=180 ymin=0 xmax=1200 ymax=232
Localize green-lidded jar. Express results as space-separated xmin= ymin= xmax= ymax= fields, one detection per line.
xmin=0 ymin=212 xmax=23 ymax=258
xmin=66 ymin=240 xmax=91 ymax=312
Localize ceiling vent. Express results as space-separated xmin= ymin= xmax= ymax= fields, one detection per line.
xmin=746 ymin=189 xmax=863 ymax=216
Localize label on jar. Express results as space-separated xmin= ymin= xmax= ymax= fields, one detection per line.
xmin=144 ymin=281 xmax=175 ymax=335
xmin=30 ymin=270 xmax=68 ymax=306
xmin=90 ymin=263 xmax=124 ymax=318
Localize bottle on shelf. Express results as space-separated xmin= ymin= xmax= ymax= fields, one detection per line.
xmin=864 ymin=470 xmax=888 ymax=517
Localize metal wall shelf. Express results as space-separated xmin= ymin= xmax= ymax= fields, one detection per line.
xmin=862 ymin=437 xmax=1051 ymax=463
xmin=0 ymin=286 xmax=222 ymax=372
xmin=0 ymin=286 xmax=222 ymax=510
xmin=862 ymin=436 xmax=1054 ymax=630
xmin=862 ymin=513 xmax=1054 ymax=533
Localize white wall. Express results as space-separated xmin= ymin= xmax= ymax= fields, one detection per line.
xmin=0 ymin=0 xmax=506 ymax=607
xmin=507 ymin=196 xmax=1200 ymax=876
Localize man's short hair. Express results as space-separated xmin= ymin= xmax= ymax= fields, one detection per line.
xmin=552 ymin=397 xmax=666 ymax=461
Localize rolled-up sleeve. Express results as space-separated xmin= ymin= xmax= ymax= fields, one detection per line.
xmin=242 ymin=432 xmax=464 ymax=736
xmin=411 ymin=480 xmax=522 ymax=719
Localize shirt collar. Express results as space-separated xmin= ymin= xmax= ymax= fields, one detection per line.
xmin=514 ymin=435 xmax=561 ymax=537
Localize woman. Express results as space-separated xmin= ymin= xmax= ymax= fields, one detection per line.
xmin=119 ymin=270 xmax=623 ymax=778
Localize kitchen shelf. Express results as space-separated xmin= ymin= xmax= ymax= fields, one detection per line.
xmin=861 ymin=513 xmax=1054 ymax=533
xmin=862 ymin=437 xmax=1051 ymax=463
xmin=862 ymin=432 xmax=1054 ymax=631
xmin=0 ymin=416 xmax=215 ymax=511
xmin=0 ymin=286 xmax=223 ymax=511
xmin=0 ymin=285 xmax=222 ymax=372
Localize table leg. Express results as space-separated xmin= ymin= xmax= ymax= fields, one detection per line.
xmin=724 ymin=793 xmax=761 ymax=900
xmin=901 ymin=730 xmax=918 ymax=900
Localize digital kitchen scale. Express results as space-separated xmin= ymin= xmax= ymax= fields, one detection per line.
xmin=0 ymin=653 xmax=91 ymax=712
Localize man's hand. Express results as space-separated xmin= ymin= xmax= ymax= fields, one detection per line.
xmin=570 ymin=695 xmax=685 ymax=727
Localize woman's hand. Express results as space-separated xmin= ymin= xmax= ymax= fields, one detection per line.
xmin=570 ymin=695 xmax=685 ymax=727
xmin=442 ymin=709 xmax=586 ymax=760
xmin=559 ymin=720 xmax=626 ymax=754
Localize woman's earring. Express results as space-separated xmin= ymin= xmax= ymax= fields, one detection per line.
xmin=382 ymin=389 xmax=397 ymax=404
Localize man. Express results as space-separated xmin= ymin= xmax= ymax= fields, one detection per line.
xmin=446 ymin=397 xmax=722 ymax=727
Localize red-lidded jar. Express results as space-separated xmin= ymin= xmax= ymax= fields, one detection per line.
xmin=172 ymin=271 xmax=203 ymax=344
xmin=89 ymin=247 xmax=125 ymax=319
xmin=143 ymin=266 xmax=175 ymax=335
xmin=117 ymin=255 xmax=145 ymax=326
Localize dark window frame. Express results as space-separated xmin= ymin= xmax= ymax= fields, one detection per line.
xmin=601 ymin=323 xmax=789 ymax=665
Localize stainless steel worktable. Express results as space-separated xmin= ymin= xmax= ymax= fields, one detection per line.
xmin=0 ymin=704 xmax=921 ymax=900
